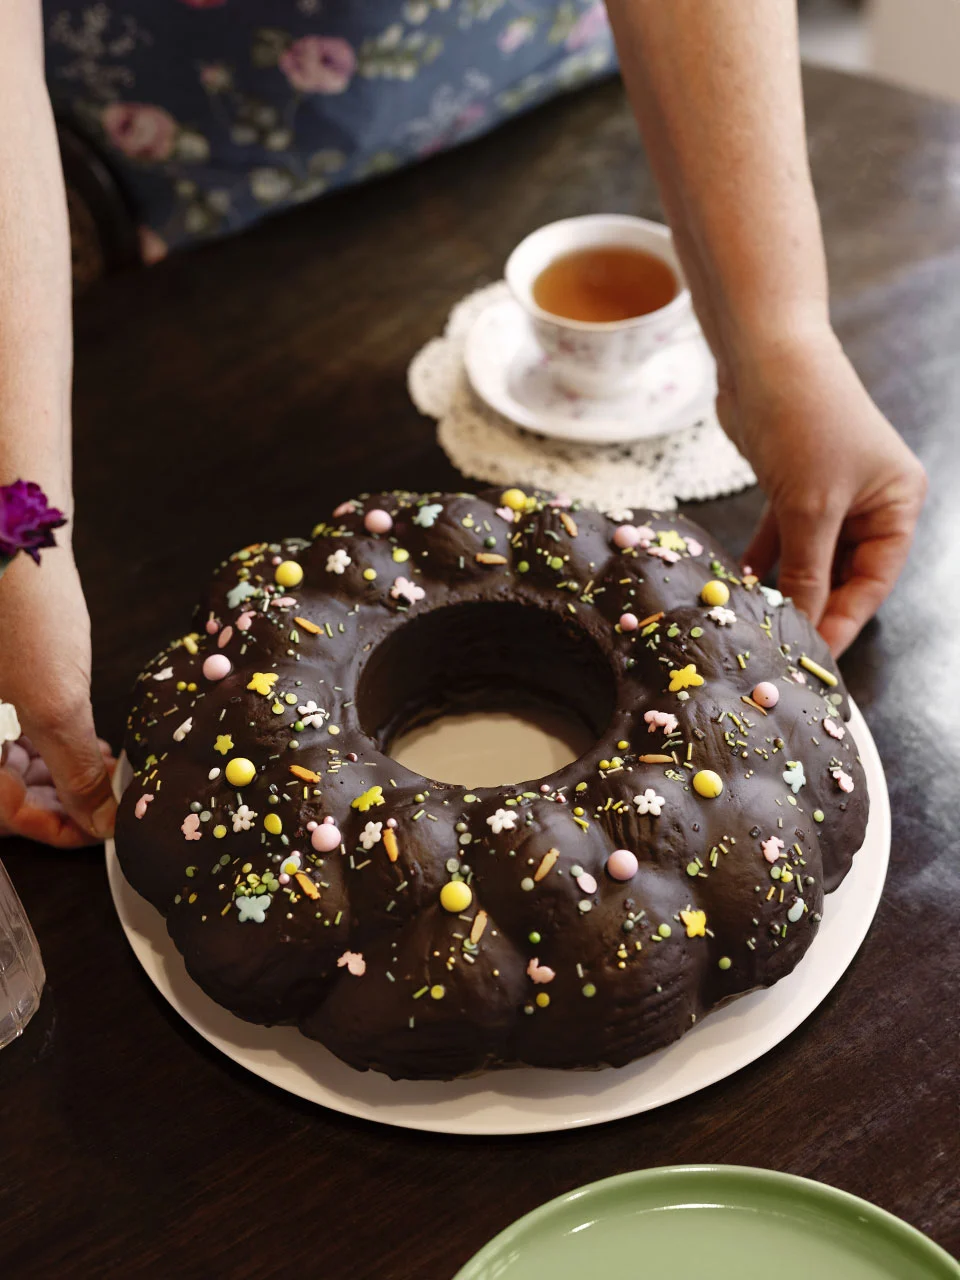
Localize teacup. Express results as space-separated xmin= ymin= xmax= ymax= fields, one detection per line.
xmin=505 ymin=214 xmax=697 ymax=399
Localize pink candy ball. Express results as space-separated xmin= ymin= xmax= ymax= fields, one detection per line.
xmin=606 ymin=848 xmax=639 ymax=881
xmin=202 ymin=654 xmax=232 ymax=682
xmin=613 ymin=524 xmax=641 ymax=549
xmin=311 ymin=822 xmax=342 ymax=853
xmin=364 ymin=509 xmax=393 ymax=535
xmin=619 ymin=612 xmax=639 ymax=632
xmin=752 ymin=681 xmax=780 ymax=709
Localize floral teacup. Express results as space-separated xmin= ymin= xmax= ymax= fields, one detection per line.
xmin=505 ymin=214 xmax=698 ymax=399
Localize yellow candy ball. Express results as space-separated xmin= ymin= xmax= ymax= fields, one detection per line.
xmin=501 ymin=488 xmax=527 ymax=512
xmin=693 ymin=769 xmax=724 ymax=799
xmin=440 ymin=880 xmax=473 ymax=913
xmin=700 ymin=580 xmax=730 ymax=607
xmin=225 ymin=757 xmax=256 ymax=788
xmin=535 ymin=993 xmax=551 ymax=1009
xmin=263 ymin=813 xmax=282 ymax=835
xmin=275 ymin=560 xmax=303 ymax=589
xmin=362 ymin=568 xmax=377 ymax=582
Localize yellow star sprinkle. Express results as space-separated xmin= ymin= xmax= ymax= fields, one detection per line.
xmin=214 ymin=734 xmax=234 ymax=755
xmin=351 ymin=785 xmax=385 ymax=812
xmin=679 ymin=909 xmax=707 ymax=938
xmin=247 ymin=671 xmax=278 ymax=696
xmin=658 ymin=529 xmax=687 ymax=553
xmin=669 ymin=663 xmax=704 ymax=692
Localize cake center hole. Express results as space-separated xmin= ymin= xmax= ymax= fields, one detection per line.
xmin=390 ymin=707 xmax=595 ymax=789
xmin=356 ymin=601 xmax=615 ymax=788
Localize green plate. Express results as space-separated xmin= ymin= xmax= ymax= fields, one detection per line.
xmin=454 ymin=1166 xmax=959 ymax=1280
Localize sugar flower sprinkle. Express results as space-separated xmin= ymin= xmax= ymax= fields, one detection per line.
xmin=634 ymin=788 xmax=665 ymax=816
xmin=232 ymin=804 xmax=257 ymax=832
xmin=326 ymin=548 xmax=352 ymax=574
xmin=359 ymin=821 xmax=383 ymax=850
xmin=487 ymin=808 xmax=518 ymax=834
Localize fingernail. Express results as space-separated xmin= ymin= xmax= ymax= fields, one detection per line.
xmin=91 ymin=797 xmax=117 ymax=840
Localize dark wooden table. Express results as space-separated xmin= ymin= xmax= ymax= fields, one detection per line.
xmin=2 ymin=66 xmax=958 ymax=1276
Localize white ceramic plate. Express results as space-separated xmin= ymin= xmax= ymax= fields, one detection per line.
xmin=463 ymin=296 xmax=717 ymax=446
xmin=105 ymin=701 xmax=889 ymax=1136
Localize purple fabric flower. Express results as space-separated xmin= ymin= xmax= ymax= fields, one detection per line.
xmin=0 ymin=481 xmax=67 ymax=565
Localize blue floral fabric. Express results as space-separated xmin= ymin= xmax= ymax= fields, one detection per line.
xmin=44 ymin=1 xmax=616 ymax=261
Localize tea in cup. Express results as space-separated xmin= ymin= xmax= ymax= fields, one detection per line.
xmin=505 ymin=214 xmax=697 ymax=398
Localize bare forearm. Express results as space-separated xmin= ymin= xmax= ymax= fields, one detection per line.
xmin=0 ymin=1 xmax=73 ymax=525
xmin=607 ymin=0 xmax=829 ymax=372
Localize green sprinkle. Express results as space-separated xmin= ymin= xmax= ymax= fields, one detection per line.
xmin=685 ymin=861 xmax=700 ymax=877
xmin=528 ymin=931 xmax=541 ymax=944
xmin=690 ymin=627 xmax=704 ymax=638
xmin=813 ymin=809 xmax=825 ymax=824
xmin=658 ymin=923 xmax=672 ymax=938
xmin=582 ymin=983 xmax=597 ymax=998
xmin=718 ymin=956 xmax=732 ymax=970
xmin=517 ymin=561 xmax=530 ymax=573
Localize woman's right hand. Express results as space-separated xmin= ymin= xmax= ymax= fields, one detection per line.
xmin=0 ymin=548 xmax=116 ymax=846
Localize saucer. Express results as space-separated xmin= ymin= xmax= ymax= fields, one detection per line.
xmin=463 ymin=296 xmax=717 ymax=446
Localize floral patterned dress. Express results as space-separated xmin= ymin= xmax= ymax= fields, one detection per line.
xmin=45 ymin=1 xmax=616 ymax=262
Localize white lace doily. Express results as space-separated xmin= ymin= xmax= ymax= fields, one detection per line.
xmin=409 ymin=283 xmax=756 ymax=511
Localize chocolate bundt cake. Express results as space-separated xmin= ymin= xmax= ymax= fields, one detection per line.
xmin=116 ymin=488 xmax=868 ymax=1080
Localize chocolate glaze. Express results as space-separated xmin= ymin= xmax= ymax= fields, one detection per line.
xmin=116 ymin=490 xmax=869 ymax=1079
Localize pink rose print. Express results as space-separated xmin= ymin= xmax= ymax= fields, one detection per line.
xmin=566 ymin=2 xmax=610 ymax=51
xmin=200 ymin=63 xmax=232 ymax=93
xmin=138 ymin=227 xmax=168 ymax=265
xmin=102 ymin=103 xmax=177 ymax=162
xmin=279 ymin=36 xmax=356 ymax=95
xmin=499 ymin=19 xmax=534 ymax=54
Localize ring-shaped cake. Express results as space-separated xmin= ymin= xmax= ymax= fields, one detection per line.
xmin=116 ymin=488 xmax=868 ymax=1079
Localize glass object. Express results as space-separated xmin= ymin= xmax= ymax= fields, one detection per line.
xmin=0 ymin=859 xmax=45 ymax=1049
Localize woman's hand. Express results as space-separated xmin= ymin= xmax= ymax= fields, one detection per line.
xmin=717 ymin=326 xmax=927 ymax=655
xmin=0 ymin=549 xmax=116 ymax=846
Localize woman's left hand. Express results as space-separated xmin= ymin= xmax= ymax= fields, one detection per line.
xmin=0 ymin=735 xmax=115 ymax=847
